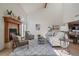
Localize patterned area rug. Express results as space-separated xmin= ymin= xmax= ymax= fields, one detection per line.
xmin=10 ymin=39 xmax=71 ymax=56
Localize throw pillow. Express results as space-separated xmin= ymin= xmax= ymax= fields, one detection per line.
xmin=17 ymin=36 xmax=22 ymax=42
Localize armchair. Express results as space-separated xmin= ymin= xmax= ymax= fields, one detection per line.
xmin=25 ymin=31 xmax=34 ymax=40
xmin=38 ymin=34 xmax=45 ymax=44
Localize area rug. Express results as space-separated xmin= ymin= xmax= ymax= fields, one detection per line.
xmin=10 ymin=39 xmax=71 ymax=56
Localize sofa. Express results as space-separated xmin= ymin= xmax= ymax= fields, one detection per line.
xmin=11 ymin=33 xmax=29 ymax=51
xmin=46 ymin=32 xmax=65 ymax=46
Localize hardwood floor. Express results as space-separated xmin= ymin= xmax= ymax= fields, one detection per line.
xmin=0 ymin=43 xmax=79 ymax=56
xmin=68 ymin=43 xmax=79 ymax=56
xmin=0 ymin=48 xmax=12 ymax=56
xmin=55 ymin=43 xmax=79 ymax=56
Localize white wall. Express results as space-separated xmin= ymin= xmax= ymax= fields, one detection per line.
xmin=0 ymin=20 xmax=4 ymax=50
xmin=0 ymin=3 xmax=27 ymax=50
xmin=63 ymin=3 xmax=79 ymax=23
xmin=27 ymin=3 xmax=63 ymax=38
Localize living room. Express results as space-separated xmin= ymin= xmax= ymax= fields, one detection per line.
xmin=0 ymin=3 xmax=79 ymax=56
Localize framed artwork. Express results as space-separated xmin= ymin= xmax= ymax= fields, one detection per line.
xmin=52 ymin=25 xmax=59 ymax=30
xmin=36 ymin=24 xmax=40 ymax=31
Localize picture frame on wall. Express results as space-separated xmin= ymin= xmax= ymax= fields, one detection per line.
xmin=36 ymin=24 xmax=40 ymax=31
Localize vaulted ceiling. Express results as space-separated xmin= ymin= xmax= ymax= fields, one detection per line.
xmin=19 ymin=3 xmax=45 ymax=15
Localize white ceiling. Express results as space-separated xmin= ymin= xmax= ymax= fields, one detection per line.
xmin=19 ymin=3 xmax=45 ymax=15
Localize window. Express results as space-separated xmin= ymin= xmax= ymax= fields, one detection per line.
xmin=20 ymin=17 xmax=27 ymax=37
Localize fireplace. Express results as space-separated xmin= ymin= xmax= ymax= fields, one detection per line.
xmin=9 ymin=28 xmax=17 ymax=41
xmin=3 ymin=16 xmax=21 ymax=42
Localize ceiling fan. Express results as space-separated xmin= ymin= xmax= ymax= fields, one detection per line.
xmin=44 ymin=3 xmax=47 ymax=8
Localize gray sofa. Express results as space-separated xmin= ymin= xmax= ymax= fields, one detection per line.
xmin=12 ymin=34 xmax=29 ymax=51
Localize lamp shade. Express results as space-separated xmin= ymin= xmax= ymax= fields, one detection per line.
xmin=60 ymin=24 xmax=69 ymax=32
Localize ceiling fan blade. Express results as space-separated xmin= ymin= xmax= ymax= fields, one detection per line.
xmin=44 ymin=3 xmax=47 ymax=8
